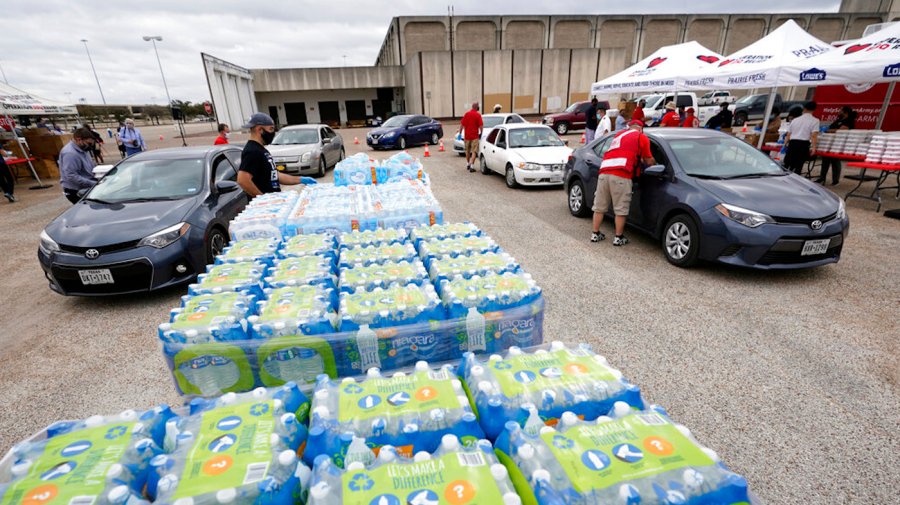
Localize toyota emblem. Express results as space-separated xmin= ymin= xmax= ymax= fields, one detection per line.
xmin=85 ymin=249 xmax=100 ymax=259
xmin=810 ymin=220 xmax=823 ymax=230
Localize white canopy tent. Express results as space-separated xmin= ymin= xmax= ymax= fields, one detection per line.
xmin=590 ymin=40 xmax=724 ymax=95
xmin=0 ymin=83 xmax=77 ymax=188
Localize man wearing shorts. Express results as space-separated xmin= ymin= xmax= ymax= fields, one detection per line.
xmin=591 ymin=119 xmax=655 ymax=246
xmin=459 ymin=102 xmax=483 ymax=173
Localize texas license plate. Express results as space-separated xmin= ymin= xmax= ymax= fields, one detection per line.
xmin=551 ymin=175 xmax=563 ymax=183
xmin=79 ymin=269 xmax=114 ymax=285
xmin=800 ymin=238 xmax=830 ymax=256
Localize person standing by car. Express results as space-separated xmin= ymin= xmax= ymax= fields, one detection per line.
xmin=493 ymin=104 xmax=502 ymax=113
xmin=59 ymin=127 xmax=97 ymax=204
xmin=584 ymin=98 xmax=599 ymax=144
xmin=458 ymin=102 xmax=483 ymax=173
xmin=597 ymin=106 xmax=611 ymax=137
xmin=705 ymin=102 xmax=733 ymax=130
xmin=615 ymin=109 xmax=630 ymax=132
xmin=119 ymin=118 xmax=145 ymax=157
xmin=214 ymin=123 xmax=230 ymax=145
xmin=632 ymin=99 xmax=646 ymax=125
xmin=591 ymin=119 xmax=655 ymax=246
xmin=682 ymin=107 xmax=700 ymax=128
xmin=784 ymin=101 xmax=820 ymax=176
xmin=817 ymin=106 xmax=856 ymax=185
xmin=660 ymin=102 xmax=681 ymax=127
xmin=237 ymin=113 xmax=302 ymax=196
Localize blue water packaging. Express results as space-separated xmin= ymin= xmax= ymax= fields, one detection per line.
xmin=337 ymin=228 xmax=409 ymax=249
xmin=189 ymin=261 xmax=267 ymax=298
xmin=216 ymin=238 xmax=281 ymax=267
xmin=264 ymin=255 xmax=337 ymax=290
xmin=439 ymin=271 xmax=542 ymax=319
xmin=338 ymin=242 xmax=418 ymax=269
xmin=428 ymin=250 xmax=521 ymax=285
xmin=303 ymin=363 xmax=484 ymax=467
xmin=493 ymin=402 xmax=751 ymax=505
xmin=333 ymin=153 xmax=378 ymax=186
xmin=278 ymin=233 xmax=336 ymax=260
xmin=459 ymin=342 xmax=644 ymax=440
xmin=159 ymin=292 xmax=257 ymax=344
xmin=248 ymin=285 xmax=338 ymax=338
xmin=409 ymin=221 xmax=481 ymax=246
xmin=338 ymin=283 xmax=444 ymax=331
xmin=417 ymin=235 xmax=501 ymax=268
xmin=380 ymin=151 xmax=425 ymax=183
xmin=338 ymin=259 xmax=429 ymax=292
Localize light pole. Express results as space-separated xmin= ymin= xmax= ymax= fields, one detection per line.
xmin=79 ymin=39 xmax=106 ymax=104
xmin=142 ymin=35 xmax=185 ymax=146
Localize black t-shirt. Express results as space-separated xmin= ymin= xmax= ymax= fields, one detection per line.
xmin=585 ymin=104 xmax=598 ymax=130
xmin=829 ymin=115 xmax=856 ymax=131
xmin=240 ymin=140 xmax=280 ymax=194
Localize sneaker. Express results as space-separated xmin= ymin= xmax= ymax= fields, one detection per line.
xmin=467 ymin=166 xmax=476 ymax=173
xmin=4 ymin=193 xmax=15 ymax=203
xmin=613 ymin=235 xmax=629 ymax=246
xmin=590 ymin=231 xmax=605 ymax=242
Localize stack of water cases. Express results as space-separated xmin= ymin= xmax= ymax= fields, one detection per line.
xmin=149 ymin=385 xmax=311 ymax=505
xmin=333 ymin=152 xmax=427 ymax=187
xmin=160 ymin=222 xmax=545 ymax=397
xmin=0 ymin=406 xmax=175 ymax=505
xmin=230 ymin=192 xmax=301 ymax=241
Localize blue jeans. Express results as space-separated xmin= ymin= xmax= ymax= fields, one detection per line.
xmin=585 ymin=128 xmax=596 ymax=144
xmin=125 ymin=146 xmax=143 ymax=157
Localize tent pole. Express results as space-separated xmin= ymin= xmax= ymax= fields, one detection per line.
xmin=876 ymin=81 xmax=894 ymax=130
xmin=4 ymin=112 xmax=50 ymax=189
xmin=757 ymin=87 xmax=777 ymax=149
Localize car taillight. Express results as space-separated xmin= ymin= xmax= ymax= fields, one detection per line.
xmin=568 ymin=154 xmax=574 ymax=162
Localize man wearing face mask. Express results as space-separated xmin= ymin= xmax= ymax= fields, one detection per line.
xmin=214 ymin=123 xmax=230 ymax=145
xmin=237 ymin=113 xmax=301 ymax=196
xmin=119 ymin=118 xmax=145 ymax=157
xmin=59 ymin=127 xmax=98 ymax=203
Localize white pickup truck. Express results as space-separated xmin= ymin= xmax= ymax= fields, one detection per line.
xmin=699 ymin=90 xmax=736 ymax=106
xmin=633 ymin=93 xmax=721 ymax=126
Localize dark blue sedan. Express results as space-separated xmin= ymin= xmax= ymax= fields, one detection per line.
xmin=564 ymin=129 xmax=849 ymax=269
xmin=366 ymin=114 xmax=443 ymax=150
xmin=38 ymin=146 xmax=249 ymax=295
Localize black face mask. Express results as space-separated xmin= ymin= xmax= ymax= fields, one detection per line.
xmin=261 ymin=129 xmax=276 ymax=145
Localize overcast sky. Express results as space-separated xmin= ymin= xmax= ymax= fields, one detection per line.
xmin=1 ymin=0 xmax=841 ymax=105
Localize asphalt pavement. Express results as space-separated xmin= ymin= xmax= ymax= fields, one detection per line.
xmin=0 ymin=125 xmax=897 ymax=503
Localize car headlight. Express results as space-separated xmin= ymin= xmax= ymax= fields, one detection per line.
xmin=836 ymin=198 xmax=846 ymax=220
xmin=545 ymin=117 xmax=554 ymax=124
xmin=138 ymin=222 xmax=190 ymax=248
xmin=300 ymin=152 xmax=311 ymax=163
xmin=715 ymin=203 xmax=774 ymax=228
xmin=383 ymin=131 xmax=396 ymax=138
xmin=39 ymin=230 xmax=59 ymax=255
xmin=517 ymin=162 xmax=542 ymax=171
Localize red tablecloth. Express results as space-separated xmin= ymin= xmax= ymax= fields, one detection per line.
xmin=813 ymin=152 xmax=866 ymax=161
xmin=761 ymin=145 xmax=781 ymax=152
xmin=3 ymin=156 xmax=35 ymax=165
xmin=846 ymin=161 xmax=900 ymax=171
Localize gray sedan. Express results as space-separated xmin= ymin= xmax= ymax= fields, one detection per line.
xmin=267 ymin=124 xmax=345 ymax=177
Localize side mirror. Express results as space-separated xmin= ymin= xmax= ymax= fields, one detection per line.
xmin=643 ymin=164 xmax=667 ymax=177
xmin=77 ymin=188 xmax=89 ymax=198
xmin=564 ymin=139 xmax=570 ymax=146
xmin=216 ymin=180 xmax=240 ymax=193
xmin=322 ymin=138 xmax=332 ymax=144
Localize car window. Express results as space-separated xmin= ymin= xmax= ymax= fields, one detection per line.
xmin=669 ymin=136 xmax=785 ymax=178
xmin=213 ymin=156 xmax=236 ymax=182
xmin=649 ymin=141 xmax=669 ymax=169
xmin=483 ymin=116 xmax=505 ymax=129
xmin=382 ymin=115 xmax=408 ymax=128
xmin=676 ymin=96 xmax=693 ymax=108
xmin=324 ymin=127 xmax=336 ymax=139
xmin=496 ymin=130 xmax=506 ymax=149
xmin=412 ymin=116 xmax=429 ymax=126
xmin=486 ymin=129 xmax=500 ymax=144
xmin=271 ymin=129 xmax=318 ymax=145
xmin=506 ymin=114 xmax=525 ymax=123
xmin=592 ymin=136 xmax=612 ymax=157
xmin=319 ymin=128 xmax=328 ymax=141
xmin=576 ymin=103 xmax=592 ymax=114
xmin=508 ymin=127 xmax=564 ymax=148
xmin=87 ymin=157 xmax=206 ymax=202
xmin=225 ymin=150 xmax=241 ymax=170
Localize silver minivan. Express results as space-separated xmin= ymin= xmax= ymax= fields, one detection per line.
xmin=267 ymin=124 xmax=345 ymax=177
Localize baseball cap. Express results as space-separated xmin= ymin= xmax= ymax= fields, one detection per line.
xmin=628 ymin=119 xmax=645 ymax=128
xmin=242 ymin=113 xmax=275 ymax=129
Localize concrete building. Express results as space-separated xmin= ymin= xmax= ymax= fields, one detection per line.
xmin=203 ymin=1 xmax=898 ymax=127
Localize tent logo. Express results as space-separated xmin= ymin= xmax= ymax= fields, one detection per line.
xmin=800 ymin=68 xmax=826 ymax=82
xmin=883 ymin=63 xmax=900 ymax=78
xmin=647 ymin=57 xmax=667 ymax=69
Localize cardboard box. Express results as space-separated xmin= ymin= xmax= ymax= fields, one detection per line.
xmin=32 ymin=158 xmax=60 ymax=179
xmin=23 ymin=131 xmax=71 ymax=160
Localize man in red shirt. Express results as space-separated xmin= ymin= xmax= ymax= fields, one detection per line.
xmin=631 ymin=99 xmax=646 ymax=125
xmin=591 ymin=119 xmax=655 ymax=246
xmin=214 ymin=123 xmax=230 ymax=145
xmin=660 ymin=102 xmax=681 ymax=127
xmin=458 ymin=102 xmax=483 ymax=173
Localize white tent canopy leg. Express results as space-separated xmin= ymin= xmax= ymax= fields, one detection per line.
xmin=876 ymin=81 xmax=895 ymax=130
xmin=756 ymin=88 xmax=778 ymax=150
xmin=4 ymin=112 xmax=49 ymax=188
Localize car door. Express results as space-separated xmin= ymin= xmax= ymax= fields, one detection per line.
xmin=325 ymin=126 xmax=342 ymax=165
xmin=492 ymin=129 xmax=509 ymax=174
xmin=320 ymin=127 xmax=337 ymax=166
xmin=629 ymin=140 xmax=674 ymax=233
xmin=585 ymin=136 xmax=612 ymax=201
xmin=482 ymin=128 xmax=501 ymax=171
xmin=573 ymin=103 xmax=590 ymax=129
xmin=211 ymin=154 xmax=247 ymax=225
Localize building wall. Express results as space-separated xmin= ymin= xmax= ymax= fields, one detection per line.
xmin=505 ymin=20 xmax=547 ymax=49
xmin=552 ymin=19 xmax=593 ymax=48
xmin=453 ymin=51 xmax=483 ymax=117
xmin=252 ymin=66 xmax=403 ymax=92
xmin=686 ymin=17 xmax=726 ymax=53
xmin=455 ymin=20 xmax=497 ymax=50
xmin=420 ymin=52 xmax=453 ymax=117
xmin=255 ymin=89 xmax=387 ymax=126
xmin=202 ymin=53 xmax=257 ymax=131
xmin=483 ymin=50 xmax=513 ymax=113
xmin=597 ymin=19 xmax=639 ymax=63
xmin=639 ymin=18 xmax=683 ymax=59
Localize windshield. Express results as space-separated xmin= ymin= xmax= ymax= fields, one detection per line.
xmin=483 ymin=116 xmax=505 ymax=128
xmin=639 ymin=94 xmax=663 ymax=109
xmin=382 ymin=115 xmax=409 ymax=128
xmin=271 ymin=129 xmax=318 ymax=145
xmin=564 ymin=103 xmax=580 ymax=113
xmin=508 ymin=128 xmax=564 ymax=148
xmin=735 ymin=95 xmax=759 ymax=105
xmin=669 ymin=136 xmax=786 ymax=179
xmin=86 ymin=158 xmax=206 ymax=202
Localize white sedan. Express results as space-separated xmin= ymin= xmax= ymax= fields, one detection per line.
xmin=479 ymin=124 xmax=571 ymax=188
xmin=453 ymin=113 xmax=526 ymax=155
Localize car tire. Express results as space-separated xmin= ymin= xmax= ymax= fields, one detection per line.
xmin=206 ymin=227 xmax=228 ymax=265
xmin=555 ymin=122 xmax=569 ymax=136
xmin=568 ymin=179 xmax=590 ymax=217
xmin=505 ymin=164 xmax=518 ymax=188
xmin=662 ymin=214 xmax=700 ymax=268
xmin=734 ymin=112 xmax=747 ymax=126
xmin=337 ymin=147 xmax=345 ymax=166
xmin=430 ymin=133 xmax=439 ymax=145
xmin=457 ymin=152 xmax=465 ymax=157
xmin=480 ymin=155 xmax=490 ymax=175
xmin=398 ymin=136 xmax=407 ymax=150
xmin=315 ymin=157 xmax=326 ymax=178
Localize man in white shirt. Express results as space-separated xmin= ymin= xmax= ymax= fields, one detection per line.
xmin=784 ymin=101 xmax=820 ymax=175
xmin=597 ymin=107 xmax=612 ymax=137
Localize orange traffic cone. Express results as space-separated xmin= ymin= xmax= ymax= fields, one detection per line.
xmin=354 ymin=137 xmax=359 ymax=145
xmin=438 ymin=139 xmax=445 ymax=152
xmin=580 ymin=132 xmax=586 ymax=144
xmin=424 ymin=145 xmax=431 ymax=157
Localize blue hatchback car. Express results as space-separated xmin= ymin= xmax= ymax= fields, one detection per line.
xmin=366 ymin=114 xmax=443 ymax=150
xmin=38 ymin=146 xmax=249 ymax=295
xmin=564 ymin=129 xmax=849 ymax=269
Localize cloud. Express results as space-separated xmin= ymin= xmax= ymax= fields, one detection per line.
xmin=0 ymin=0 xmax=841 ymax=104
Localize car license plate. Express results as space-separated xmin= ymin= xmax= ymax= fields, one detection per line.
xmin=551 ymin=175 xmax=563 ymax=183
xmin=800 ymin=238 xmax=830 ymax=256
xmin=276 ymin=164 xmax=286 ymax=171
xmin=371 ymin=139 xmax=378 ymax=144
xmin=79 ymin=269 xmax=114 ymax=285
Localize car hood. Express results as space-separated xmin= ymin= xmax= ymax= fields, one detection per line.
xmin=510 ymin=146 xmax=572 ymax=164
xmin=46 ymin=198 xmax=197 ymax=247
xmin=369 ymin=127 xmax=402 ymax=136
xmin=267 ymin=144 xmax=316 ymax=157
xmin=695 ymin=175 xmax=840 ymax=219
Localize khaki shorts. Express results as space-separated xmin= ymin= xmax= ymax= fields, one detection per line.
xmin=592 ymin=173 xmax=633 ymax=216
xmin=464 ymin=139 xmax=479 ymax=156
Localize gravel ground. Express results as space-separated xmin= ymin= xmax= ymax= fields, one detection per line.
xmin=0 ymin=124 xmax=897 ymax=503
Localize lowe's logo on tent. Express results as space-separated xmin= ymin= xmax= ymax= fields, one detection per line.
xmin=800 ymin=68 xmax=826 ymax=82
xmin=883 ymin=63 xmax=900 ymax=78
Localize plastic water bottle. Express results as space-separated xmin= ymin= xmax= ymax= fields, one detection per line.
xmin=428 ymin=251 xmax=520 ymax=284
xmin=354 ymin=325 xmax=381 ymax=371
xmin=264 ymin=255 xmax=336 ymax=290
xmin=215 ymin=238 xmax=280 ymax=267
xmin=338 ymin=283 xmax=444 ymax=331
xmin=417 ymin=235 xmax=500 ymax=265
xmin=189 ymin=261 xmax=266 ymax=298
xmin=339 ymin=258 xmax=429 ymax=292
xmin=465 ymin=307 xmax=486 ymax=352
xmin=409 ymin=222 xmax=480 ymax=245
xmin=159 ymin=292 xmax=256 ymax=344
xmin=338 ymin=228 xmax=409 ymax=248
xmin=438 ymin=271 xmax=542 ymax=320
xmin=279 ymin=233 xmax=335 ymax=260
xmin=248 ymin=285 xmax=337 ymax=338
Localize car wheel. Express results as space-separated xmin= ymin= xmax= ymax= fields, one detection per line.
xmin=505 ymin=165 xmax=518 ymax=188
xmin=734 ymin=112 xmax=747 ymax=126
xmin=430 ymin=133 xmax=439 ymax=145
xmin=316 ymin=157 xmax=326 ymax=178
xmin=480 ymin=155 xmax=490 ymax=175
xmin=337 ymin=147 xmax=345 ymax=165
xmin=555 ymin=122 xmax=569 ymax=135
xmin=568 ymin=179 xmax=589 ymax=217
xmin=663 ymin=215 xmax=700 ymax=267
xmin=398 ymin=136 xmax=407 ymax=150
xmin=206 ymin=227 xmax=227 ymax=264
